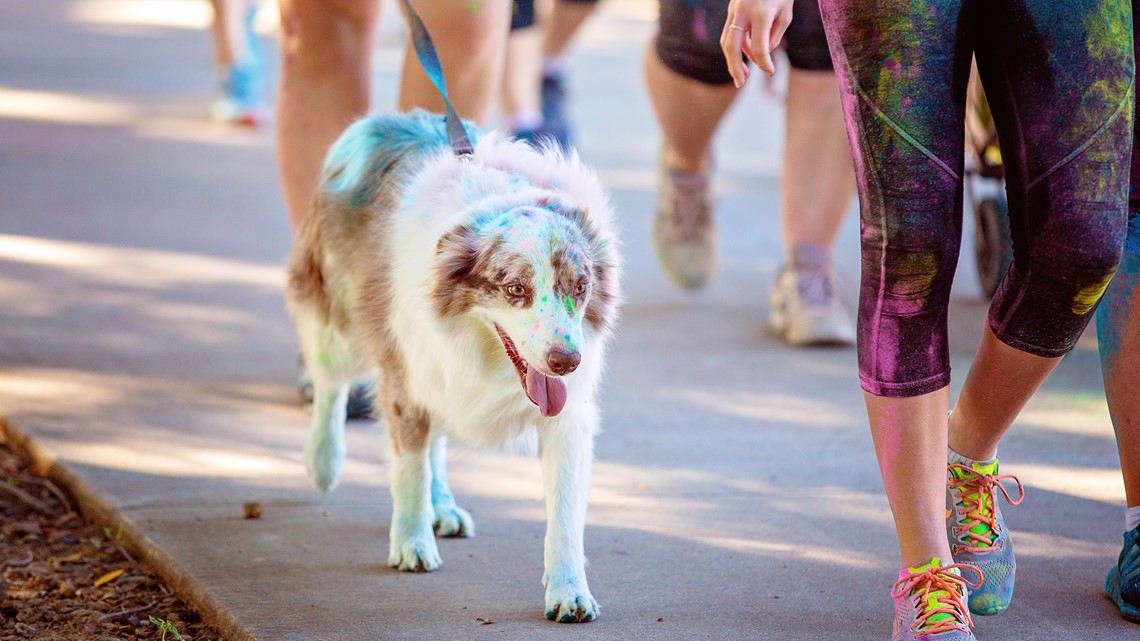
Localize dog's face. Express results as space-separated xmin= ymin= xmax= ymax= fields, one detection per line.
xmin=432 ymin=204 xmax=616 ymax=417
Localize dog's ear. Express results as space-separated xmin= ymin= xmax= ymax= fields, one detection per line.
xmin=435 ymin=224 xmax=478 ymax=281
xmin=584 ymin=241 xmax=619 ymax=333
xmin=432 ymin=224 xmax=483 ymax=317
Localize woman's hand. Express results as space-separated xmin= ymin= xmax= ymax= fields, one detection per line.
xmin=720 ymin=0 xmax=794 ymax=87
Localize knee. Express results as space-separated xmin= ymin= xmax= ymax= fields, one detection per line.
xmin=278 ymin=0 xmax=379 ymax=78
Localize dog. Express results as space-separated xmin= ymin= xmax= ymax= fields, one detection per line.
xmin=285 ymin=110 xmax=621 ymax=623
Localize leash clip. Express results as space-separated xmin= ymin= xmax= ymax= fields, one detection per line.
xmin=402 ymin=0 xmax=477 ymax=159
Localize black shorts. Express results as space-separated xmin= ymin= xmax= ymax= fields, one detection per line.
xmin=655 ymin=0 xmax=832 ymax=86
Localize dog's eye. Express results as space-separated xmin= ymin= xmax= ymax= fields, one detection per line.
xmin=574 ymin=281 xmax=588 ymax=296
xmin=505 ymin=283 xmax=527 ymax=297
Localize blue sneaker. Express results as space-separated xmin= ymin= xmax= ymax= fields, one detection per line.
xmin=213 ymin=59 xmax=267 ymax=127
xmin=212 ymin=6 xmax=267 ymax=126
xmin=946 ymin=460 xmax=1024 ymax=615
xmin=1106 ymin=524 xmax=1140 ymax=622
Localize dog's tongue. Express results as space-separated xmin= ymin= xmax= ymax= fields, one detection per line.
xmin=526 ymin=366 xmax=567 ymax=417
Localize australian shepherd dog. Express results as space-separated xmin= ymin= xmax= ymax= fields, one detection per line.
xmin=285 ymin=111 xmax=621 ymax=622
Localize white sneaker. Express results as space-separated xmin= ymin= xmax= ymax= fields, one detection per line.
xmin=653 ymin=165 xmax=715 ymax=290
xmin=768 ymin=261 xmax=856 ymax=346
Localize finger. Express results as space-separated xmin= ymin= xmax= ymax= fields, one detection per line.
xmin=720 ymin=20 xmax=750 ymax=88
xmin=750 ymin=16 xmax=775 ymax=76
xmin=770 ymin=10 xmax=792 ymax=51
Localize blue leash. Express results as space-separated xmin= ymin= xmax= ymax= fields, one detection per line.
xmin=401 ymin=0 xmax=476 ymax=157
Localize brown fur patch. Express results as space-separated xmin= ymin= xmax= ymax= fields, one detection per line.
xmin=585 ymin=261 xmax=617 ymax=333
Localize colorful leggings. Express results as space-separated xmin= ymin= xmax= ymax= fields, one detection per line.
xmin=818 ymin=0 xmax=1135 ymax=397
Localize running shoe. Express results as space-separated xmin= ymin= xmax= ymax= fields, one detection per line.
xmin=213 ymin=60 xmax=268 ymax=127
xmin=768 ymin=261 xmax=856 ymax=346
xmin=540 ymin=71 xmax=572 ymax=150
xmin=946 ymin=460 xmax=1024 ymax=615
xmin=212 ymin=6 xmax=267 ymax=127
xmin=1106 ymin=523 xmax=1140 ymax=622
xmin=891 ymin=558 xmax=982 ymax=641
xmin=653 ymin=164 xmax=715 ymax=290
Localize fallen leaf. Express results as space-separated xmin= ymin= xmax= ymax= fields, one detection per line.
xmin=476 ymin=617 xmax=494 ymax=625
xmin=657 ymin=617 xmax=664 ymax=622
xmin=93 ymin=569 xmax=125 ymax=587
xmin=242 ymin=502 xmax=263 ymax=519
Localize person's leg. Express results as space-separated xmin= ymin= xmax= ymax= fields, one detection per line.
xmin=944 ymin=0 xmax=1133 ymax=617
xmin=644 ymin=0 xmax=739 ymax=289
xmin=1102 ymin=11 xmax=1140 ymax=608
xmin=769 ymin=0 xmax=856 ymax=345
xmin=1101 ymin=253 xmax=1140 ymax=507
xmin=502 ymin=0 xmax=546 ymax=141
xmin=538 ymin=0 xmax=598 ymax=148
xmin=276 ymin=0 xmax=380 ymax=232
xmin=644 ymin=48 xmax=737 ymax=174
xmin=208 ymin=0 xmax=248 ymax=68
xmin=208 ymin=0 xmax=266 ymax=125
xmin=819 ymin=1 xmax=981 ymax=636
xmin=397 ymin=0 xmax=512 ymax=127
xmin=1101 ymin=247 xmax=1140 ymax=622
xmin=543 ymin=0 xmax=595 ymax=60
xmin=779 ymin=69 xmax=853 ymax=254
xmin=769 ymin=68 xmax=857 ymax=344
xmin=947 ymin=330 xmax=1060 ymax=461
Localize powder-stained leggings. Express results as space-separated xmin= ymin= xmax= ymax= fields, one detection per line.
xmin=818 ymin=1 xmax=1135 ymax=398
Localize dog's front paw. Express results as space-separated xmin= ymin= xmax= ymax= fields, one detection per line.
xmin=544 ymin=580 xmax=599 ymax=623
xmin=388 ymin=532 xmax=442 ymax=572
xmin=303 ymin=436 xmax=345 ymax=492
xmin=432 ymin=502 xmax=474 ymax=538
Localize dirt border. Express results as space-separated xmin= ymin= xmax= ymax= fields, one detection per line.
xmin=0 ymin=414 xmax=254 ymax=641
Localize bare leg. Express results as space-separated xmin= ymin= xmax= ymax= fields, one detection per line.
xmin=643 ymin=41 xmax=737 ymax=173
xmin=276 ymin=0 xmax=380 ymax=232
xmin=207 ymin=0 xmax=252 ymax=68
xmin=948 ymin=325 xmax=1062 ymax=460
xmin=780 ymin=68 xmax=854 ymax=254
xmin=398 ymin=0 xmax=512 ymax=126
xmin=865 ymin=388 xmax=956 ymax=568
xmin=1098 ymin=254 xmax=1140 ymax=507
xmin=543 ymin=0 xmax=596 ymax=59
xmin=501 ymin=24 xmax=544 ymax=128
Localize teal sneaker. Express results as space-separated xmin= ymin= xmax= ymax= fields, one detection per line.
xmin=890 ymin=558 xmax=982 ymax=641
xmin=946 ymin=460 xmax=1024 ymax=615
xmin=211 ymin=5 xmax=267 ymax=127
xmin=1106 ymin=524 xmax=1140 ymax=622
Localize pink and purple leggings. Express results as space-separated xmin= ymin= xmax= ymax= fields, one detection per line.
xmin=819 ymin=0 xmax=1136 ymax=397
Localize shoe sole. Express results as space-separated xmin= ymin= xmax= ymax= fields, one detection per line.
xmin=768 ymin=308 xmax=855 ymax=347
xmin=1106 ymin=567 xmax=1140 ymax=622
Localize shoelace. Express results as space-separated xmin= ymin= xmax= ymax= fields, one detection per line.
xmin=947 ymin=463 xmax=1025 ymax=553
xmin=793 ymin=266 xmax=836 ymax=306
xmin=663 ymin=173 xmax=711 ymax=241
xmin=891 ymin=563 xmax=983 ymax=635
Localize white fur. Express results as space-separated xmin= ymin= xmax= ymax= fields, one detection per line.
xmin=290 ymin=125 xmax=620 ymax=623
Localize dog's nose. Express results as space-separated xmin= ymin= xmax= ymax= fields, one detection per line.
xmin=546 ymin=348 xmax=581 ymax=376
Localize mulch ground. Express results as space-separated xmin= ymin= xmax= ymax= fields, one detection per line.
xmin=1 ymin=443 xmax=223 ymax=641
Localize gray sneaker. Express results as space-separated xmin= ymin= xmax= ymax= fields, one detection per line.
xmin=891 ymin=558 xmax=982 ymax=641
xmin=946 ymin=460 xmax=1024 ymax=616
xmin=653 ymin=166 xmax=715 ymax=290
xmin=768 ymin=259 xmax=856 ymax=346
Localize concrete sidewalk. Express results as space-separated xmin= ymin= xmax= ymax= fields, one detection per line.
xmin=0 ymin=2 xmax=1132 ymax=640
